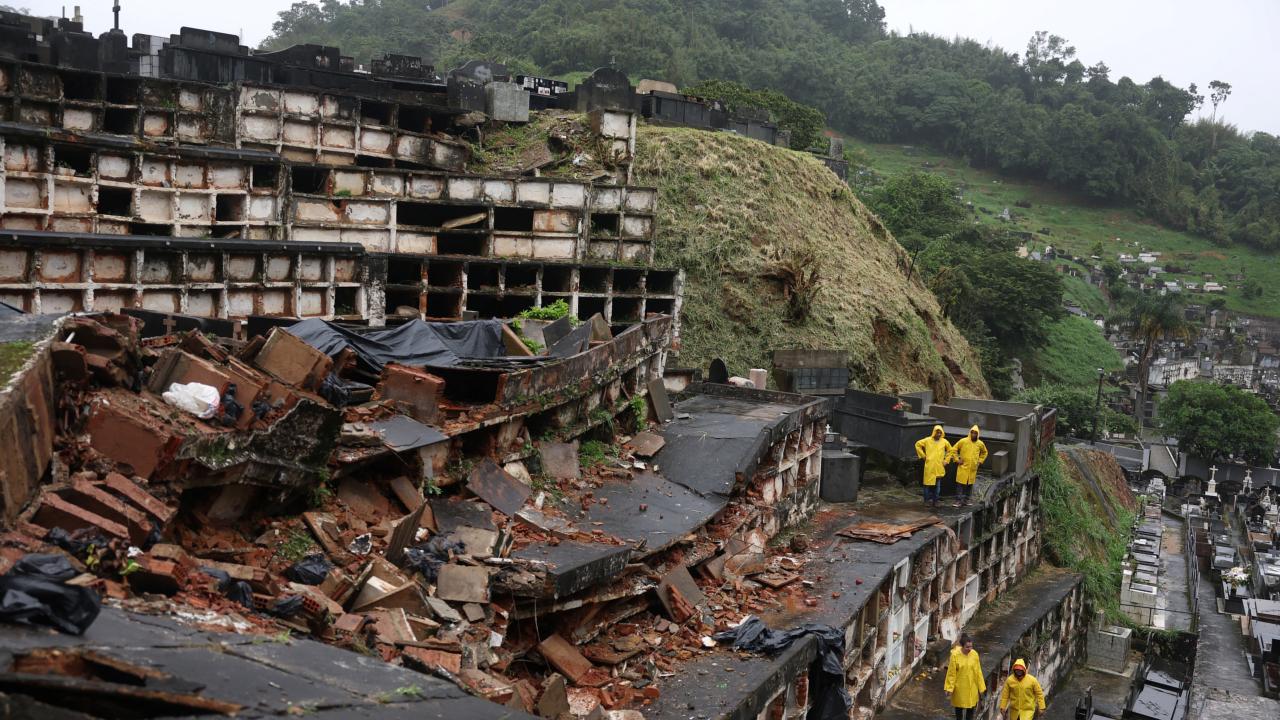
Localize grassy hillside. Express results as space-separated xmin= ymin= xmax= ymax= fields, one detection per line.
xmin=848 ymin=139 xmax=1280 ymax=318
xmin=632 ymin=126 xmax=988 ymax=399
xmin=1026 ymin=315 xmax=1124 ymax=389
xmin=1043 ymin=447 xmax=1137 ymax=619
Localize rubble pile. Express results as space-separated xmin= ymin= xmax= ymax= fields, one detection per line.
xmin=0 ymin=308 xmax=835 ymax=717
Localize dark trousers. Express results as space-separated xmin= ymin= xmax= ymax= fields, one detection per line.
xmin=923 ymin=484 xmax=939 ymax=504
xmin=954 ymin=707 xmax=976 ymax=720
xmin=957 ymin=483 xmax=973 ymax=502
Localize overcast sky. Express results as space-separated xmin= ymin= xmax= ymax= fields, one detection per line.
xmin=26 ymin=0 xmax=1279 ymax=134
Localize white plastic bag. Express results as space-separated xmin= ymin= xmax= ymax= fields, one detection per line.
xmin=162 ymin=382 xmax=221 ymax=419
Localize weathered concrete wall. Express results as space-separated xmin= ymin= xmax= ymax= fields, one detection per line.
xmin=0 ymin=318 xmax=59 ymax=524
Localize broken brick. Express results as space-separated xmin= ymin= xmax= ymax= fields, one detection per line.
xmin=58 ymin=480 xmax=153 ymax=544
xmin=127 ymin=558 xmax=188 ymax=596
xmin=375 ymin=363 xmax=444 ymax=424
xmin=99 ymin=473 xmax=176 ymax=524
xmin=536 ymin=633 xmax=594 ymax=685
xmin=253 ymin=328 xmax=332 ymax=389
xmin=537 ymin=673 xmax=570 ymax=719
xmin=401 ymin=646 xmax=461 ymax=675
xmin=32 ymin=493 xmax=129 ymax=541
xmin=86 ymin=397 xmax=181 ymax=479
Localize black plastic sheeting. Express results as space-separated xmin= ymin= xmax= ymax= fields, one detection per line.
xmin=712 ymin=615 xmax=850 ymax=720
xmin=199 ymin=566 xmax=254 ymax=609
xmin=0 ymin=554 xmax=101 ymax=635
xmin=284 ymin=554 xmax=333 ymax=585
xmin=401 ymin=536 xmax=465 ymax=583
xmin=286 ymin=318 xmax=508 ymax=373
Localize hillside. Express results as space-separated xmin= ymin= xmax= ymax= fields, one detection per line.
xmin=632 ymin=127 xmax=988 ymax=399
xmin=849 ymin=139 xmax=1280 ymax=319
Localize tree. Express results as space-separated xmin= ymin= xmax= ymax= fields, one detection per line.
xmin=1158 ymin=381 xmax=1278 ymax=464
xmin=1128 ymin=294 xmax=1191 ymax=426
xmin=1208 ymin=79 xmax=1232 ymax=150
xmin=862 ymin=171 xmax=967 ymax=250
xmin=1016 ymin=384 xmax=1136 ymax=438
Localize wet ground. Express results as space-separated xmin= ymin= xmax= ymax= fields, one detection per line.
xmin=1157 ymin=513 xmax=1194 ymax=632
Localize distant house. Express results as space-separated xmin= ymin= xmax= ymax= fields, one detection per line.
xmin=1138 ymin=252 xmax=1160 ymax=263
xmin=1148 ymin=266 xmax=1164 ymax=276
xmin=1184 ymin=282 xmax=1200 ymax=291
xmin=1164 ymin=280 xmax=1181 ymax=293
xmin=1204 ymin=282 xmax=1225 ymax=293
xmin=1118 ymin=253 xmax=1137 ymax=264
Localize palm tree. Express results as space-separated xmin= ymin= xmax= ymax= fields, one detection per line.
xmin=1129 ymin=294 xmax=1191 ymax=428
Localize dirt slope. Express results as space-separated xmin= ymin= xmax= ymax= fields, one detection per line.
xmin=632 ymin=126 xmax=988 ymax=399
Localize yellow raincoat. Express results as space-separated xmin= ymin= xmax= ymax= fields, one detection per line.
xmin=944 ymin=645 xmax=986 ymax=709
xmin=999 ymin=660 xmax=1045 ymax=720
xmin=948 ymin=425 xmax=989 ymax=486
xmin=915 ymin=425 xmax=951 ymax=486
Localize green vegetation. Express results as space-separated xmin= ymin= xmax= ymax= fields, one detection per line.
xmin=859 ymin=170 xmax=1063 ymax=397
xmin=683 ymin=79 xmax=826 ymax=151
xmin=849 ymin=139 xmax=1280 ymax=317
xmin=578 ymin=439 xmax=615 ymax=467
xmin=278 ymin=529 xmax=318 ymax=562
xmin=1025 ymin=316 xmax=1123 ymax=389
xmin=1038 ymin=450 xmax=1135 ymax=622
xmin=517 ymin=299 xmax=575 ymax=322
xmin=1158 ymin=381 xmax=1279 ymax=464
xmin=633 ymin=126 xmax=987 ymax=399
xmin=1016 ymin=384 xmax=1134 ymax=439
xmin=0 ymin=340 xmax=35 ymax=385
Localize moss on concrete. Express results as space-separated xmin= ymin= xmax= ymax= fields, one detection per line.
xmin=0 ymin=341 xmax=36 ymax=386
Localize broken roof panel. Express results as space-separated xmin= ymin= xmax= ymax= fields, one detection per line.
xmin=583 ymin=471 xmax=726 ymax=554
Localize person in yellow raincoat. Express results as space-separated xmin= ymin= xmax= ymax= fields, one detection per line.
xmin=915 ymin=425 xmax=951 ymax=509
xmin=947 ymin=425 xmax=988 ymax=507
xmin=999 ymin=658 xmax=1045 ymax=720
xmin=944 ymin=633 xmax=985 ymax=720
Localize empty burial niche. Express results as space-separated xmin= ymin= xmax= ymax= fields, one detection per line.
xmin=53 ymin=145 xmax=93 ymax=176
xmin=334 ymin=287 xmax=358 ymax=316
xmin=614 ymin=268 xmax=643 ymax=293
xmin=648 ymin=270 xmax=676 ymax=295
xmin=590 ymin=212 xmax=620 ymax=237
xmin=580 ymin=267 xmax=610 ymax=293
xmin=436 ymin=232 xmax=486 ymax=256
xmin=505 ymin=264 xmax=538 ymax=289
xmin=493 ymin=206 xmax=535 ymax=232
xmin=467 ymin=262 xmax=500 ymax=290
xmin=397 ymin=105 xmax=430 ymax=133
xmin=291 ymin=166 xmax=329 ymax=194
xmin=613 ymin=297 xmax=642 ymax=322
xmin=500 ymin=295 xmax=536 ymax=318
xmin=578 ymin=296 xmax=606 ymax=320
xmin=252 ymin=164 xmax=280 ymax=190
xmin=426 ymin=291 xmax=462 ymax=318
xmin=426 ymin=260 xmax=464 ymax=288
xmin=105 ymin=76 xmax=140 ymax=104
xmin=97 ymin=186 xmax=132 ymax=216
xmin=464 ymin=292 xmax=500 ymax=318
xmin=214 ymin=194 xmax=247 ymax=222
xmin=646 ymin=298 xmax=674 ymax=316
xmin=543 ymin=265 xmax=573 ymax=293
xmin=360 ymin=100 xmax=394 ymax=126
xmin=398 ymin=201 xmax=487 ymax=229
xmin=386 ymin=258 xmax=424 ymax=285
xmin=384 ymin=288 xmax=421 ymax=316
xmin=61 ymin=72 xmax=100 ymax=101
xmin=129 ymin=222 xmax=173 ymax=236
xmin=102 ymin=107 xmax=137 ymax=134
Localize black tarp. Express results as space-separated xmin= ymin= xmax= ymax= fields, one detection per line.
xmin=712 ymin=615 xmax=850 ymax=720
xmin=286 ymin=318 xmax=507 ymax=373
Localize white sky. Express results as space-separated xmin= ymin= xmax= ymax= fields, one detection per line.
xmin=24 ymin=0 xmax=1280 ymax=135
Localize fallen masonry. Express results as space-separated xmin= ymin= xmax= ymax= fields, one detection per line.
xmin=0 ymin=8 xmax=1109 ymax=720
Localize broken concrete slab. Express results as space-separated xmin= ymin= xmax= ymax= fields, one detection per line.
xmin=536 ymin=634 xmax=594 ymax=685
xmin=401 ymin=646 xmax=462 ymax=675
xmin=467 ymin=459 xmax=532 ymax=517
xmin=32 ymin=493 xmax=130 ymax=541
xmin=627 ymin=431 xmax=664 ymax=457
xmin=337 ymin=478 xmax=392 ymax=521
xmin=387 ymin=476 xmax=423 ymax=513
xmin=99 ymin=473 xmax=175 ymax=524
xmin=462 ymin=603 xmax=486 ymax=623
xmin=538 ymin=442 xmax=580 ymax=480
xmin=537 ymin=673 xmax=570 ymax=719
xmin=448 ymin=526 xmax=498 ymax=558
xmin=435 ymin=564 xmax=491 ymax=604
xmin=424 ymin=596 xmax=463 ymax=624
xmin=58 ymin=480 xmax=153 ymax=544
xmin=385 ymin=502 xmax=428 ymax=565
xmin=430 ymin=498 xmax=497 ymax=533
xmin=645 ymin=378 xmax=673 ymax=423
